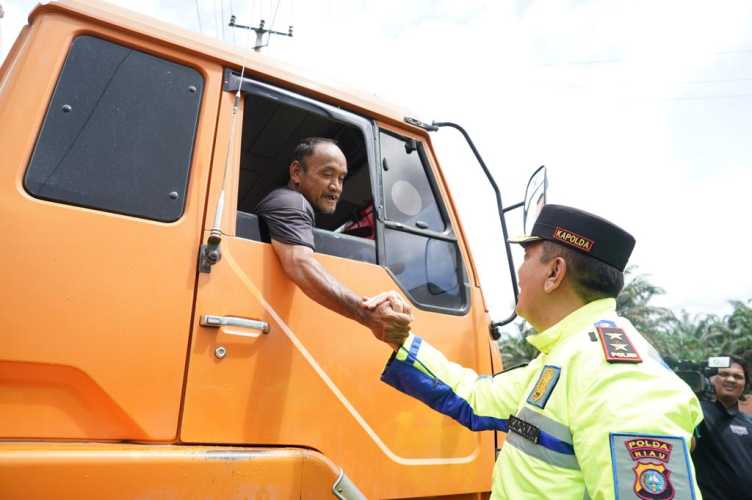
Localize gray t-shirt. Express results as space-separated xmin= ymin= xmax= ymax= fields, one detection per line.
xmin=255 ymin=187 xmax=316 ymax=249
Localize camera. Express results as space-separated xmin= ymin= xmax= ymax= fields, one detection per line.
xmin=668 ymin=356 xmax=733 ymax=401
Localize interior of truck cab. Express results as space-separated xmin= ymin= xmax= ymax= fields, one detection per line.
xmin=235 ymin=85 xmax=376 ymax=262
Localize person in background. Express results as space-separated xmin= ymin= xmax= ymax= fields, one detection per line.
xmin=692 ymin=354 xmax=752 ymax=500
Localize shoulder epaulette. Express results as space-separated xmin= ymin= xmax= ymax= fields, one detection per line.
xmin=595 ymin=324 xmax=642 ymax=364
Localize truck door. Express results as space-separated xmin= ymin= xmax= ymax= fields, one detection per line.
xmin=0 ymin=32 xmax=220 ymax=441
xmin=180 ymin=75 xmax=495 ymax=498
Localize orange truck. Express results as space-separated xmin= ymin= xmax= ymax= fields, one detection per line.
xmin=0 ymin=1 xmax=546 ymax=498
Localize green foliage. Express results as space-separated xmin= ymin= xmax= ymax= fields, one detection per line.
xmin=615 ymin=265 xmax=674 ymax=346
xmin=618 ymin=267 xmax=752 ymax=363
xmin=497 ymin=321 xmax=537 ymax=369
xmin=496 ymin=266 xmax=752 ymax=367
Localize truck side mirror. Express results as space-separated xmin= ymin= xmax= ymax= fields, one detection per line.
xmin=523 ymin=165 xmax=547 ymax=233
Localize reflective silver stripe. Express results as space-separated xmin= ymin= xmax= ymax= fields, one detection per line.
xmin=518 ymin=407 xmax=574 ymax=445
xmin=505 ymin=407 xmax=580 ymax=470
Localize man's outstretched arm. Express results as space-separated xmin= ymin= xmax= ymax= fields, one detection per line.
xmin=271 ymin=239 xmax=412 ymax=347
xmin=364 ymin=292 xmax=529 ymax=427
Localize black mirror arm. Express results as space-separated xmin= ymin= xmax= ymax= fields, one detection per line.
xmin=502 ymin=201 xmax=524 ymax=213
xmin=431 ymin=121 xmax=519 ymax=333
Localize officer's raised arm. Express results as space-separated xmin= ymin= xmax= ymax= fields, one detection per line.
xmin=382 ymin=332 xmax=533 ymax=431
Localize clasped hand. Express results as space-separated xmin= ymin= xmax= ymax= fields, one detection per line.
xmin=361 ymin=291 xmax=413 ymax=350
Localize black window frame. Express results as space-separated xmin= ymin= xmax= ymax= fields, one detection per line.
xmin=23 ymin=35 xmax=204 ymax=223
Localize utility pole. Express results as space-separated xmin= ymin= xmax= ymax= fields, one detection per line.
xmin=229 ymin=15 xmax=292 ymax=52
xmin=0 ymin=2 xmax=5 ymax=58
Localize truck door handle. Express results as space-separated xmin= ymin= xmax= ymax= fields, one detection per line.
xmin=200 ymin=315 xmax=270 ymax=337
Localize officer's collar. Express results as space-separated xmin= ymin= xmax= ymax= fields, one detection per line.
xmin=526 ymin=298 xmax=617 ymax=354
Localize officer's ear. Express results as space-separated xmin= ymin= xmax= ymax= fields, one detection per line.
xmin=543 ymin=256 xmax=567 ymax=294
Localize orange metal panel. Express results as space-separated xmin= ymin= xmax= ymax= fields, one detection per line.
xmin=0 ymin=11 xmax=221 ymax=440
xmin=181 ymin=239 xmax=495 ymax=498
xmin=0 ymin=442 xmax=342 ymax=499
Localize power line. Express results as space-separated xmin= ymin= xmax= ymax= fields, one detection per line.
xmin=0 ymin=2 xmax=5 ymax=57
xmin=541 ymin=47 xmax=752 ymax=68
xmin=542 ymin=90 xmax=752 ymax=102
xmin=666 ymin=93 xmax=752 ymax=102
xmin=220 ymin=0 xmax=226 ymax=41
xmin=270 ymin=0 xmax=281 ymax=30
xmin=229 ymin=0 xmax=237 ymax=45
xmin=682 ymin=77 xmax=752 ymax=85
xmin=268 ymin=0 xmax=281 ymax=46
xmin=213 ymin=0 xmax=222 ymax=40
xmin=194 ymin=0 xmax=203 ymax=33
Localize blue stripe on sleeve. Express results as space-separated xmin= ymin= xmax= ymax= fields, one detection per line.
xmin=538 ymin=433 xmax=575 ymax=455
xmin=407 ymin=335 xmax=422 ymax=364
xmin=381 ymin=342 xmax=577 ymax=457
xmin=381 ymin=352 xmax=509 ymax=432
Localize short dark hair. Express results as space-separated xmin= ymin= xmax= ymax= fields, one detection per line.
xmin=292 ymin=137 xmax=339 ymax=170
xmin=540 ymin=240 xmax=624 ymax=303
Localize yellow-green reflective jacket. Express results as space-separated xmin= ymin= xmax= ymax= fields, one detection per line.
xmin=381 ymin=298 xmax=703 ymax=500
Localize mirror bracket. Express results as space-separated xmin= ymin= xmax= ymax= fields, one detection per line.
xmin=430 ymin=121 xmax=520 ymax=317
xmin=502 ymin=201 xmax=524 ymax=213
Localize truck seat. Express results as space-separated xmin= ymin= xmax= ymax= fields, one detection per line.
xmin=236 ymin=211 xmax=376 ymax=264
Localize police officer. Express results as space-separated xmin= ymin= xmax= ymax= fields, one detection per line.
xmin=365 ymin=204 xmax=703 ymax=499
xmin=692 ymin=355 xmax=752 ymax=500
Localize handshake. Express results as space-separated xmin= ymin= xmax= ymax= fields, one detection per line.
xmin=360 ymin=291 xmax=414 ymax=350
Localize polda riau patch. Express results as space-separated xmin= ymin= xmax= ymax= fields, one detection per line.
xmin=526 ymin=365 xmax=561 ymax=409
xmin=596 ymin=326 xmax=642 ymax=363
xmin=610 ymin=433 xmax=696 ymax=500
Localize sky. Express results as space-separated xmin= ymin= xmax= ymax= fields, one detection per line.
xmin=2 ymin=0 xmax=751 ymax=324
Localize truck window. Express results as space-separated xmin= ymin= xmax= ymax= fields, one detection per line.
xmin=235 ymin=77 xmax=376 ymax=264
xmin=379 ymin=131 xmax=468 ymax=313
xmin=24 ymin=36 xmax=203 ymax=222
xmin=381 ymin=131 xmax=445 ymax=232
xmin=228 ymin=75 xmax=467 ymax=312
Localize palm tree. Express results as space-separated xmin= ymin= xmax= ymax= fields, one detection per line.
xmin=616 ymin=266 xmax=675 ymax=346
xmin=497 ymin=321 xmax=537 ymax=369
xmin=495 ymin=266 xmax=752 ymax=368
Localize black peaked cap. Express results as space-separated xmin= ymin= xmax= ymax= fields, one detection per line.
xmin=509 ymin=204 xmax=635 ymax=272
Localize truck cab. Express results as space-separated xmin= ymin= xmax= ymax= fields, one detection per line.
xmin=0 ymin=1 xmax=530 ymax=498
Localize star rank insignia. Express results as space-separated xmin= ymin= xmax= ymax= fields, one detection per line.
xmin=596 ymin=326 xmax=642 ymax=363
